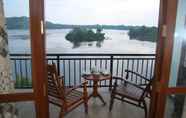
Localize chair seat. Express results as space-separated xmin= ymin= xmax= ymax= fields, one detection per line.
xmin=66 ymin=89 xmax=84 ymax=106
xmin=49 ymin=89 xmax=84 ymax=107
xmin=114 ymin=82 xmax=144 ymax=100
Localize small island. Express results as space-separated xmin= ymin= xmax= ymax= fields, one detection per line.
xmin=128 ymin=26 xmax=158 ymax=42
xmin=65 ymin=27 xmax=105 ymax=48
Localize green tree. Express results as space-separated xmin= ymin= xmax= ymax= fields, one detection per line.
xmin=65 ymin=27 xmax=105 ymax=48
xmin=128 ymin=26 xmax=158 ymax=42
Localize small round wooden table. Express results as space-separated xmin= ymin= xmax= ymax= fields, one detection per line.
xmin=82 ymin=73 xmax=111 ymax=105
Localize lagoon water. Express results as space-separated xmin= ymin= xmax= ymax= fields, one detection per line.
xmin=8 ymin=29 xmax=156 ymax=54
xmin=8 ymin=29 xmax=156 ymax=86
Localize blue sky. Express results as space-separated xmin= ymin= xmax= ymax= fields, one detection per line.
xmin=4 ymin=0 xmax=160 ymax=26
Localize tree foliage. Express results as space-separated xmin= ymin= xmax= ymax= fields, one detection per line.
xmin=65 ymin=27 xmax=105 ymax=43
xmin=128 ymin=26 xmax=158 ymax=42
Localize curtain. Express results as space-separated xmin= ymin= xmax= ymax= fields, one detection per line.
xmin=0 ymin=0 xmax=17 ymax=117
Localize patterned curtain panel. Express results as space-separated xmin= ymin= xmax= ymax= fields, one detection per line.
xmin=0 ymin=0 xmax=17 ymax=117
xmin=0 ymin=0 xmax=14 ymax=93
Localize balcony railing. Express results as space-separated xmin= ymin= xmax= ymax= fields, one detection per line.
xmin=10 ymin=53 xmax=155 ymax=89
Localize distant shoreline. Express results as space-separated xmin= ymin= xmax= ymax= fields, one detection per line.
xmin=7 ymin=28 xmax=129 ymax=31
xmin=6 ymin=16 xmax=157 ymax=30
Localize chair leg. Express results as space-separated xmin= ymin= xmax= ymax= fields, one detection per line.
xmin=142 ymin=100 xmax=148 ymax=118
xmin=59 ymin=109 xmax=65 ymax=118
xmin=109 ymin=93 xmax=115 ymax=111
xmin=121 ymin=96 xmax=125 ymax=102
xmin=84 ymin=100 xmax=88 ymax=113
xmin=83 ymin=81 xmax=88 ymax=113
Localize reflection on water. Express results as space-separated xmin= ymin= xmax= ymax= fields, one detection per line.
xmin=72 ymin=42 xmax=81 ymax=48
xmin=96 ymin=41 xmax=103 ymax=48
xmin=72 ymin=40 xmax=103 ymax=48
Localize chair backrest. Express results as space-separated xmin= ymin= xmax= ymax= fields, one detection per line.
xmin=47 ymin=63 xmax=65 ymax=100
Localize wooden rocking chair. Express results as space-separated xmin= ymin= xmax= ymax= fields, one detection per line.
xmin=47 ymin=63 xmax=88 ymax=118
xmin=109 ymin=70 xmax=153 ymax=118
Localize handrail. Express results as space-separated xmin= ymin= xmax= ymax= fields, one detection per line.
xmin=10 ymin=53 xmax=156 ymax=56
xmin=10 ymin=53 xmax=156 ymax=89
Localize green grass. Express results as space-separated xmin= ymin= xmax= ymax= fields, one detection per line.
xmin=15 ymin=76 xmax=32 ymax=88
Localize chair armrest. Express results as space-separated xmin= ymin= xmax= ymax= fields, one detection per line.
xmin=125 ymin=70 xmax=150 ymax=82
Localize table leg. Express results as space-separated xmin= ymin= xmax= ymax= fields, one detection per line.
xmin=97 ymin=93 xmax=106 ymax=105
xmin=90 ymin=80 xmax=106 ymax=105
xmin=92 ymin=80 xmax=99 ymax=97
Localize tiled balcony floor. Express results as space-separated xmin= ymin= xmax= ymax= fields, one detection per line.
xmin=15 ymin=88 xmax=149 ymax=118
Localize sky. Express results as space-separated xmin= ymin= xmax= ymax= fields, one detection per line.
xmin=4 ymin=0 xmax=160 ymax=26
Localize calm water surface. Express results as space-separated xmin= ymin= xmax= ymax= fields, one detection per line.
xmin=8 ymin=29 xmax=156 ymax=54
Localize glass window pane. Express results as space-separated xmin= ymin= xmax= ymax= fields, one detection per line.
xmin=169 ymin=0 xmax=186 ymax=87
xmin=44 ymin=0 xmax=159 ymax=87
xmin=4 ymin=0 xmax=31 ymax=53
xmin=45 ymin=0 xmax=159 ymax=54
xmin=165 ymin=94 xmax=186 ymax=118
xmin=3 ymin=0 xmax=33 ymax=91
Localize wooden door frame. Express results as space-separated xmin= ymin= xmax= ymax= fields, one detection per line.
xmin=149 ymin=0 xmax=179 ymax=118
xmin=0 ymin=0 xmax=49 ymax=118
xmin=149 ymin=0 xmax=167 ymax=116
xmin=30 ymin=0 xmax=49 ymax=117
